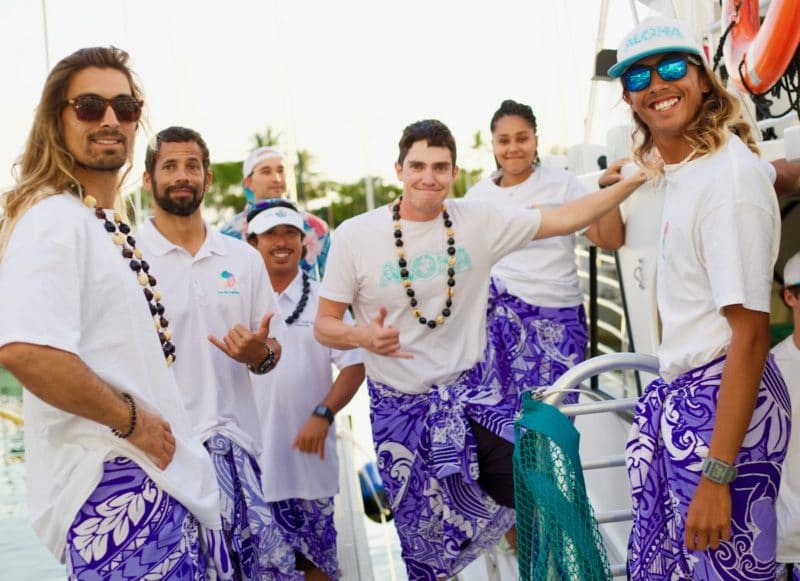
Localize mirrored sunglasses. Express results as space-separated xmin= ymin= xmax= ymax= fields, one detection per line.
xmin=63 ymin=94 xmax=143 ymax=123
xmin=622 ymin=54 xmax=702 ymax=92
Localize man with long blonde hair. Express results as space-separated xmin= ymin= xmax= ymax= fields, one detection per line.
xmin=0 ymin=47 xmax=221 ymax=577
xmin=609 ymin=17 xmax=790 ymax=579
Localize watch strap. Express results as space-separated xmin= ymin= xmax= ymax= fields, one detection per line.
xmin=247 ymin=344 xmax=276 ymax=375
xmin=312 ymin=404 xmax=334 ymax=425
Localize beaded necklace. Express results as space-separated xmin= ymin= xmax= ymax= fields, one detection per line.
xmin=285 ymin=272 xmax=311 ymax=326
xmin=391 ymin=196 xmax=455 ymax=329
xmin=83 ymin=195 xmax=176 ymax=365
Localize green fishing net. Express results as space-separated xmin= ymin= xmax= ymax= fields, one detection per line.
xmin=513 ymin=391 xmax=611 ymax=581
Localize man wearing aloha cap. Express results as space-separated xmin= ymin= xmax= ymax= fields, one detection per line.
xmin=610 ymin=16 xmax=790 ymax=580
xmin=220 ymin=146 xmax=331 ymax=280
xmin=247 ymin=202 xmax=365 ymax=581
xmin=314 ymin=119 xmax=645 ymax=579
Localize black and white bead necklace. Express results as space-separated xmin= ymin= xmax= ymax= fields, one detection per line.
xmin=83 ymin=195 xmax=176 ymax=365
xmin=284 ymin=272 xmax=311 ymax=326
xmin=391 ymin=196 xmax=455 ymax=329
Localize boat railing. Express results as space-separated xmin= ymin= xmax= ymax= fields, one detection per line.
xmin=536 ymin=352 xmax=660 ymax=578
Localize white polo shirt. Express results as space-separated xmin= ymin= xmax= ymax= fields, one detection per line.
xmin=0 ymin=194 xmax=221 ymax=560
xmin=773 ymin=335 xmax=800 ymax=562
xmin=137 ymin=218 xmax=285 ymax=458
xmin=256 ymin=272 xmax=363 ymax=501
xmin=320 ymin=200 xmax=540 ymax=393
xmin=465 ymin=166 xmax=589 ymax=307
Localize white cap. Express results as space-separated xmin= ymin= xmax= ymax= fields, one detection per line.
xmin=247 ymin=206 xmax=304 ymax=235
xmin=784 ymin=252 xmax=800 ymax=287
xmin=243 ymin=146 xmax=284 ymax=178
xmin=608 ymin=16 xmax=704 ymax=78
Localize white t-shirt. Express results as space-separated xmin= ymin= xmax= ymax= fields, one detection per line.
xmin=319 ymin=200 xmax=540 ymax=393
xmin=255 ymin=272 xmax=363 ymax=501
xmin=137 ymin=218 xmax=285 ymax=458
xmin=773 ymin=334 xmax=800 ymax=562
xmin=465 ymin=166 xmax=589 ymax=307
xmin=0 ymin=194 xmax=220 ymax=560
xmin=656 ymin=135 xmax=780 ymax=382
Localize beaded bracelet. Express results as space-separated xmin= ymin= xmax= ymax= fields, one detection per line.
xmin=111 ymin=393 xmax=137 ymax=439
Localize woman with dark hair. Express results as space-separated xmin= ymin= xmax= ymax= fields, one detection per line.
xmin=465 ymin=99 xmax=624 ymax=404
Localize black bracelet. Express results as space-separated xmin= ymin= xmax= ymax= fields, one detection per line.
xmin=111 ymin=393 xmax=137 ymax=439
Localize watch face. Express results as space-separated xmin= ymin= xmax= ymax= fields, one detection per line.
xmin=313 ymin=405 xmax=334 ymax=424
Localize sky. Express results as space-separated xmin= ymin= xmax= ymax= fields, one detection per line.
xmin=0 ymin=0 xmax=656 ymax=195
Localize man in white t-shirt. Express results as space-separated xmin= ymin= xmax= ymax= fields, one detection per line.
xmin=247 ymin=203 xmax=365 ymax=580
xmin=136 ymin=126 xmax=296 ymax=579
xmin=315 ymin=119 xmax=645 ymax=579
xmin=0 ymin=48 xmax=220 ymax=576
xmin=775 ymin=252 xmax=800 ymax=580
xmin=608 ymin=16 xmax=789 ymax=579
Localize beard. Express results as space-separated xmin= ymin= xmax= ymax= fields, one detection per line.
xmin=75 ymin=130 xmax=129 ymax=172
xmin=152 ymin=180 xmax=205 ymax=216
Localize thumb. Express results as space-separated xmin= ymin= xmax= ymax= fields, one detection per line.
xmin=373 ymin=306 xmax=388 ymax=328
xmin=258 ymin=312 xmax=275 ymax=337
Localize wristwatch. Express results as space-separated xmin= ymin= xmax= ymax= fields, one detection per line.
xmin=701 ymin=457 xmax=738 ymax=484
xmin=312 ymin=404 xmax=335 ymax=425
xmin=247 ymin=344 xmax=276 ymax=375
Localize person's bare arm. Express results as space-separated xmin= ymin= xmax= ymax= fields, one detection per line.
xmin=0 ymin=342 xmax=176 ymax=469
xmin=584 ymin=208 xmax=625 ymax=250
xmin=292 ymin=363 xmax=366 ymax=459
xmin=771 ymin=158 xmax=800 ymax=197
xmin=315 ymin=298 xmax=412 ymax=357
xmin=535 ymin=171 xmax=645 ymax=240
xmin=684 ymin=305 xmax=769 ymax=552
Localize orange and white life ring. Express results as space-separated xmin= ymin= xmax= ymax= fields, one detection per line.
xmin=723 ymin=0 xmax=800 ymax=94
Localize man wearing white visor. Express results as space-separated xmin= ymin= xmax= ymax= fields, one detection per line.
xmin=247 ymin=202 xmax=365 ymax=581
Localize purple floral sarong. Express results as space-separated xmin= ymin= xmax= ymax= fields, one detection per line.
xmin=269 ymin=497 xmax=339 ymax=579
xmin=626 ymin=355 xmax=791 ymax=580
xmin=203 ymin=434 xmax=296 ymax=580
xmin=488 ymin=277 xmax=587 ymax=409
xmin=367 ymin=328 xmax=518 ymax=580
xmin=66 ymin=457 xmax=207 ymax=580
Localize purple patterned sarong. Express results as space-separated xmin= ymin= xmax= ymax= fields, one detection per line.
xmin=270 ymin=497 xmax=339 ymax=579
xmin=66 ymin=457 xmax=207 ymax=580
xmin=626 ymin=355 xmax=791 ymax=580
xmin=367 ymin=328 xmax=518 ymax=580
xmin=203 ymin=434 xmax=296 ymax=580
xmin=488 ymin=277 xmax=587 ymax=408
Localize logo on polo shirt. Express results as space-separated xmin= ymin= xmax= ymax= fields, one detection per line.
xmin=219 ymin=270 xmax=241 ymax=295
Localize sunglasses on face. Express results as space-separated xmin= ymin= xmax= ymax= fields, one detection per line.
xmin=63 ymin=94 xmax=143 ymax=123
xmin=622 ymin=54 xmax=702 ymax=92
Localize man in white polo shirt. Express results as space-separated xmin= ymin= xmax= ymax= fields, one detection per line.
xmin=775 ymin=252 xmax=800 ymax=580
xmin=247 ymin=202 xmax=364 ymax=580
xmin=136 ymin=126 xmax=296 ymax=579
xmin=0 ymin=48 xmax=220 ymax=577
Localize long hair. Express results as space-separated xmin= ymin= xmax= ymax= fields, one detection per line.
xmin=628 ymin=59 xmax=758 ymax=173
xmin=0 ymin=46 xmax=143 ymax=259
